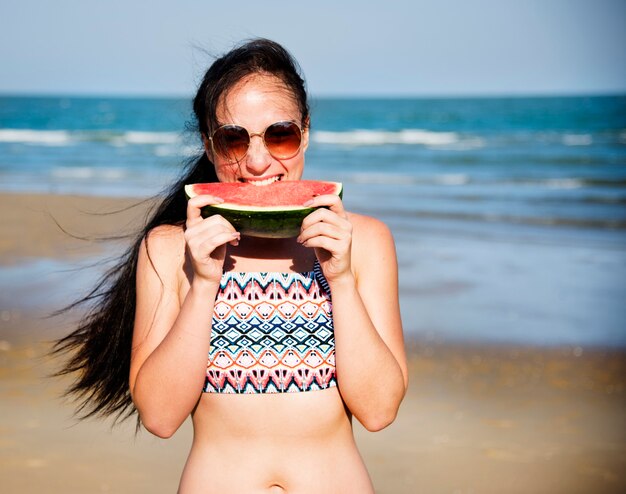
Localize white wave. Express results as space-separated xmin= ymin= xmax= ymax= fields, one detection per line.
xmin=562 ymin=134 xmax=592 ymax=146
xmin=434 ymin=138 xmax=485 ymax=150
xmin=312 ymin=129 xmax=461 ymax=147
xmin=51 ymin=166 xmax=128 ymax=180
xmin=154 ymin=145 xmax=177 ymax=157
xmin=0 ymin=129 xmax=72 ymax=146
xmin=0 ymin=128 xmax=185 ymax=147
xmin=154 ymin=143 xmax=202 ymax=157
xmin=349 ymin=173 xmax=417 ymax=185
xmin=99 ymin=168 xmax=128 ymax=180
xmin=123 ymin=131 xmax=181 ymax=145
xmin=435 ymin=174 xmax=470 ymax=185
xmin=543 ymin=178 xmax=584 ymax=189
xmin=348 ymin=172 xmax=469 ymax=186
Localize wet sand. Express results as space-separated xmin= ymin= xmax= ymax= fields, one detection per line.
xmin=1 ymin=192 xmax=625 ymax=493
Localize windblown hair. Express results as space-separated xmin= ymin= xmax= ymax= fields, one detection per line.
xmin=53 ymin=38 xmax=310 ymax=423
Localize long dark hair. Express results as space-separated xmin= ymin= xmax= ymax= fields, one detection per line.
xmin=53 ymin=38 xmax=310 ymax=424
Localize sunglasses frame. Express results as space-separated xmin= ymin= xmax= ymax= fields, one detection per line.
xmin=208 ymin=120 xmax=304 ymax=163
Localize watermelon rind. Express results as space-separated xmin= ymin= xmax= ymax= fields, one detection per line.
xmin=184 ymin=181 xmax=343 ymax=238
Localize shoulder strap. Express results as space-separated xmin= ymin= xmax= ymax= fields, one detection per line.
xmin=313 ymin=259 xmax=331 ymax=297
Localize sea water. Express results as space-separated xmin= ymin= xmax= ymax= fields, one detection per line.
xmin=1 ymin=95 xmax=625 ymax=346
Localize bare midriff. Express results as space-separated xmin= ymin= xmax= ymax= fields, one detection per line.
xmin=178 ymin=388 xmax=374 ymax=494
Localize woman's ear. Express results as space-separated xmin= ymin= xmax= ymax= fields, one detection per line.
xmin=301 ymin=117 xmax=311 ymax=152
xmin=202 ymin=134 xmax=213 ymax=160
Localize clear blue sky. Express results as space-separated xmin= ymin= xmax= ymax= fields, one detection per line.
xmin=1 ymin=0 xmax=624 ymax=97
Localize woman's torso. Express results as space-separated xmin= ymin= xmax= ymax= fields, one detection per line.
xmin=177 ymin=247 xmax=373 ymax=493
xmin=183 ymin=391 xmax=372 ymax=493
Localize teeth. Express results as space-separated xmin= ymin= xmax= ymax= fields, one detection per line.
xmin=247 ymin=176 xmax=281 ymax=186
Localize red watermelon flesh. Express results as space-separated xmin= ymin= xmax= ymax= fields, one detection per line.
xmin=184 ymin=180 xmax=343 ymax=237
xmin=186 ymin=180 xmax=342 ymax=209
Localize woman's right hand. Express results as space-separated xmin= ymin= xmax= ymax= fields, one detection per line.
xmin=185 ymin=195 xmax=240 ymax=284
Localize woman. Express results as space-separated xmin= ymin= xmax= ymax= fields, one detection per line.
xmin=56 ymin=38 xmax=407 ymax=493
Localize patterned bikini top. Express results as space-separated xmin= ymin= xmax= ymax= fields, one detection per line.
xmin=204 ymin=260 xmax=336 ymax=394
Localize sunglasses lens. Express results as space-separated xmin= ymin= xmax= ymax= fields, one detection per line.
xmin=212 ymin=125 xmax=249 ymax=161
xmin=264 ymin=122 xmax=302 ymax=159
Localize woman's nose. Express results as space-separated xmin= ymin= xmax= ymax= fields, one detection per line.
xmin=245 ymin=134 xmax=272 ymax=174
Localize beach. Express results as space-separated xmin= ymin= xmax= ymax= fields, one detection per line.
xmin=1 ymin=192 xmax=625 ymax=493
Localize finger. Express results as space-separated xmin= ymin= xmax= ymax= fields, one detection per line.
xmin=300 ymin=235 xmax=342 ymax=254
xmin=186 ymin=194 xmax=225 ymax=227
xmin=185 ymin=222 xmax=239 ymax=253
xmin=301 ymin=207 xmax=352 ymax=232
xmin=204 ymin=231 xmax=241 ymax=253
xmin=185 ymin=214 xmax=237 ymax=238
xmin=298 ymin=222 xmax=346 ymax=244
xmin=303 ymin=194 xmax=347 ymax=217
xmin=184 ymin=214 xmax=237 ymax=239
xmin=185 ymin=217 xmax=239 ymax=247
xmin=187 ymin=230 xmax=240 ymax=258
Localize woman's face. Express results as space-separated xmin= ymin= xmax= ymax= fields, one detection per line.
xmin=207 ymin=74 xmax=309 ymax=184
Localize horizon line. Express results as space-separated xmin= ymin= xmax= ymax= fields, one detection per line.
xmin=0 ymin=89 xmax=624 ymax=100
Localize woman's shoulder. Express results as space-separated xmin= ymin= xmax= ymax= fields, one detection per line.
xmin=347 ymin=212 xmax=393 ymax=243
xmin=144 ymin=223 xmax=185 ymax=249
xmin=140 ymin=224 xmax=186 ymax=272
xmin=347 ymin=212 xmax=396 ymax=265
xmin=145 ymin=223 xmax=185 ymax=241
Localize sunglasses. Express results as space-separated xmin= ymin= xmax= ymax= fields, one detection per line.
xmin=209 ymin=121 xmax=303 ymax=162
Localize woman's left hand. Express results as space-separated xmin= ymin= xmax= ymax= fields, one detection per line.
xmin=297 ymin=194 xmax=353 ymax=283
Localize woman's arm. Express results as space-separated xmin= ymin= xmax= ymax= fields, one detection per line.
xmin=330 ymin=215 xmax=407 ymax=431
xmin=298 ymin=199 xmax=408 ymax=431
xmin=129 ymin=196 xmax=238 ymax=438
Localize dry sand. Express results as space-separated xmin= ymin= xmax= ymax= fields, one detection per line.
xmin=1 ymin=193 xmax=625 ymax=493
xmin=0 ymin=192 xmax=154 ymax=264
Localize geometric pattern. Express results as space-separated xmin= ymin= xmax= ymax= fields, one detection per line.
xmin=203 ymin=260 xmax=336 ymax=394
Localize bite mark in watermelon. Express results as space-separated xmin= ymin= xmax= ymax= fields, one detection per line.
xmin=184 ymin=180 xmax=343 ymax=238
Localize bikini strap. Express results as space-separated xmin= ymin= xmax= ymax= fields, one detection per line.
xmin=312 ymin=259 xmax=331 ymax=298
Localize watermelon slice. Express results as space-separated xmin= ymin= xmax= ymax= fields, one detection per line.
xmin=184 ymin=180 xmax=343 ymax=238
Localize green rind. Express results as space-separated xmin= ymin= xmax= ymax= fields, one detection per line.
xmin=184 ymin=181 xmax=343 ymax=238
xmin=200 ymin=205 xmax=317 ymax=238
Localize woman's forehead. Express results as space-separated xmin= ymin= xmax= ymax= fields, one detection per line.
xmin=217 ymin=74 xmax=299 ymax=121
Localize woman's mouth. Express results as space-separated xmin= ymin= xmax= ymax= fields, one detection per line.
xmin=241 ymin=175 xmax=283 ymax=186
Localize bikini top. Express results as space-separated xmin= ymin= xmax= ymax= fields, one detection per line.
xmin=204 ymin=260 xmax=336 ymax=394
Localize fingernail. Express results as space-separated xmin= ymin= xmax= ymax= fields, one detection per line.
xmin=303 ymin=199 xmax=313 ymax=206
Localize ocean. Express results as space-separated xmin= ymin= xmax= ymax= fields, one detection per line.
xmin=1 ymin=94 xmax=625 ymax=347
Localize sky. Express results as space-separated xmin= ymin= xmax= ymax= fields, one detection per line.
xmin=0 ymin=0 xmax=624 ymax=97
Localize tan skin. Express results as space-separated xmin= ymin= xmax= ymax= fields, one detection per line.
xmin=129 ymin=74 xmax=408 ymax=493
